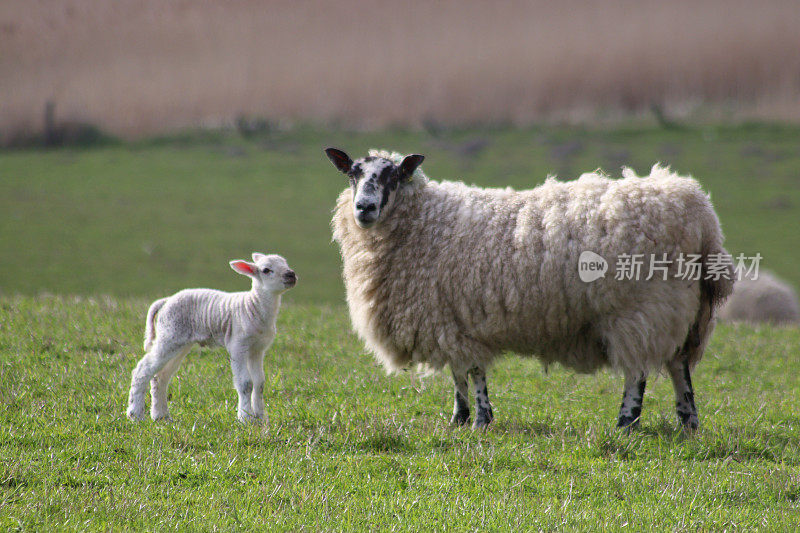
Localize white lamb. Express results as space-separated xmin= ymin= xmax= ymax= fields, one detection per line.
xmin=326 ymin=148 xmax=733 ymax=431
xmin=126 ymin=253 xmax=297 ymax=423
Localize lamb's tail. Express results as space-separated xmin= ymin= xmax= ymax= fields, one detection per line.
xmin=682 ymin=241 xmax=735 ymax=368
xmin=143 ymin=298 xmax=168 ymax=352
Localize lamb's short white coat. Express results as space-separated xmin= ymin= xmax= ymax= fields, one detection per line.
xmin=126 ymin=253 xmax=296 ymax=423
xmin=331 ymin=149 xmax=734 ymax=428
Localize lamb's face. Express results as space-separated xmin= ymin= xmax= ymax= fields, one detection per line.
xmin=252 ymin=254 xmax=297 ymax=293
xmin=325 ymin=148 xmax=425 ymax=229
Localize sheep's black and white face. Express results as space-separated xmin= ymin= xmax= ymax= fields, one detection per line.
xmin=325 ymin=148 xmax=424 ymax=229
xmin=348 ymin=156 xmax=397 ymax=228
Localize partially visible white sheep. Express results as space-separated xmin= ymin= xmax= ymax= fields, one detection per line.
xmin=326 ymin=148 xmax=734 ymax=431
xmin=720 ymin=270 xmax=799 ymax=325
xmin=126 ymin=253 xmax=297 ymax=423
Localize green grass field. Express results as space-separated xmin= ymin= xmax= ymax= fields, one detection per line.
xmin=2 ymin=124 xmax=800 ymax=530
xmin=2 ymin=296 xmax=799 ymax=530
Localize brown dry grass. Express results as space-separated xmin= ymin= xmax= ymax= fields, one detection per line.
xmin=2 ymin=0 xmax=799 ymax=140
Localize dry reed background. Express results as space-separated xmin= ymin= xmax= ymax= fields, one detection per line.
xmin=2 ymin=0 xmax=800 ymax=141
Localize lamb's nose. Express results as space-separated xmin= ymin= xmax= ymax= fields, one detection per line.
xmin=356 ymin=202 xmax=376 ymax=213
xmin=284 ymin=270 xmax=297 ymax=282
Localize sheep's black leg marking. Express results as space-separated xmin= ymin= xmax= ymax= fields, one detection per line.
xmin=450 ymin=369 xmax=470 ymax=426
xmin=470 ymin=368 xmax=494 ymax=430
xmin=616 ymin=377 xmax=646 ymax=429
xmin=668 ymin=359 xmax=699 ymax=431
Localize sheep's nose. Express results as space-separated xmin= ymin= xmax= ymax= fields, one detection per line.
xmin=356 ymin=202 xmax=376 ymax=213
xmin=283 ymin=270 xmax=297 ymax=285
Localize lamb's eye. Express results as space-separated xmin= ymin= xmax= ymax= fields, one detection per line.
xmin=262 ymin=268 xmax=272 ymax=274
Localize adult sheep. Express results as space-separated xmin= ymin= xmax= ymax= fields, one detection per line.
xmin=719 ymin=270 xmax=799 ymax=325
xmin=326 ymin=148 xmax=733 ymax=430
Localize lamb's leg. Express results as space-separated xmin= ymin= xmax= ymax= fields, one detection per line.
xmin=470 ymin=367 xmax=494 ymax=430
xmin=450 ymin=368 xmax=470 ymax=426
xmin=149 ymin=345 xmax=190 ymax=421
xmin=246 ymin=347 xmax=268 ymax=423
xmin=127 ymin=341 xmax=187 ymax=421
xmin=229 ymin=345 xmax=256 ymax=423
xmin=616 ymin=375 xmax=646 ymax=429
xmin=667 ymin=359 xmax=699 ymax=431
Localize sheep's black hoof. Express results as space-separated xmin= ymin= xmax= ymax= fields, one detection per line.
xmin=616 ymin=416 xmax=640 ymax=430
xmin=450 ymin=409 xmax=470 ymax=427
xmin=471 ymin=417 xmax=493 ymax=431
xmin=472 ymin=410 xmax=494 ymax=430
xmin=679 ymin=415 xmax=699 ymax=434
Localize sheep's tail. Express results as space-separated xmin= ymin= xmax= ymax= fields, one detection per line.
xmin=143 ymin=298 xmax=168 ymax=352
xmin=682 ymin=240 xmax=735 ymax=368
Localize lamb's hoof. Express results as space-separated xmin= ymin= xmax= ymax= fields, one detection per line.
xmin=126 ymin=406 xmax=146 ymax=421
xmin=151 ymin=413 xmax=173 ymax=423
xmin=450 ymin=410 xmax=470 ymax=427
xmin=237 ymin=413 xmax=260 ymax=425
xmin=616 ymin=416 xmax=640 ymax=431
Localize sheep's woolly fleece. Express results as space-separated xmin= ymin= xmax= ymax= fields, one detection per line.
xmin=719 ymin=270 xmax=800 ymax=325
xmin=332 ymin=150 xmax=733 ymax=379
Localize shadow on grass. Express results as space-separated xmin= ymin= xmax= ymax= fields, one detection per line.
xmin=679 ymin=428 xmax=800 ymax=464
xmin=490 ymin=420 xmax=559 ymax=437
xmin=354 ymin=433 xmax=416 ymax=454
xmin=638 ymin=418 xmax=689 ymax=439
xmin=123 ymin=411 xmax=800 ymax=467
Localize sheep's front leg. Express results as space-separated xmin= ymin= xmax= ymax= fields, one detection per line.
xmin=229 ymin=345 xmax=257 ymax=423
xmin=617 ymin=375 xmax=646 ymax=429
xmin=667 ymin=359 xmax=699 ymax=431
xmin=470 ymin=367 xmax=494 ymax=430
xmin=246 ymin=347 xmax=268 ymax=423
xmin=450 ymin=368 xmax=470 ymax=426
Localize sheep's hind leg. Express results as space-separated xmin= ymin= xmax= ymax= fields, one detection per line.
xmin=470 ymin=367 xmax=494 ymax=430
xmin=150 ymin=345 xmax=191 ymax=421
xmin=616 ymin=375 xmax=646 ymax=429
xmin=667 ymin=359 xmax=698 ymax=431
xmin=449 ymin=368 xmax=470 ymax=426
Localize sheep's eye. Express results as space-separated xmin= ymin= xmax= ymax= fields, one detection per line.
xmin=262 ymin=268 xmax=272 ymax=274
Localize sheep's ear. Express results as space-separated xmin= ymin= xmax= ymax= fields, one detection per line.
xmin=325 ymin=148 xmax=353 ymax=174
xmin=230 ymin=260 xmax=257 ymax=278
xmin=398 ymin=154 xmax=424 ymax=181
xmin=251 ymin=252 xmax=267 ymax=263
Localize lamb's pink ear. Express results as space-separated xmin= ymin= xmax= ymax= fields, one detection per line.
xmin=230 ymin=260 xmax=256 ymax=278
xmin=325 ymin=148 xmax=353 ymax=174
